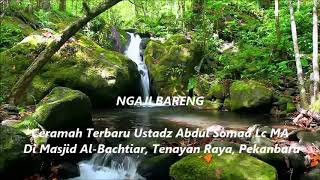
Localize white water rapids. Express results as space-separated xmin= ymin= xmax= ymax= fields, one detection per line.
xmin=69 ymin=33 xmax=152 ymax=180
xmin=69 ymin=154 xmax=144 ymax=180
xmin=125 ymin=33 xmax=150 ymax=100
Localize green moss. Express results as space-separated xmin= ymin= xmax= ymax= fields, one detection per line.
xmin=0 ymin=125 xmax=30 ymax=159
xmin=145 ymin=38 xmax=200 ymax=96
xmin=170 ymin=153 xmax=277 ymax=180
xmin=224 ymin=98 xmax=232 ymax=109
xmin=0 ymin=16 xmax=34 ymax=51
xmin=12 ymin=116 xmax=39 ymax=131
xmin=0 ymin=125 xmax=34 ymax=179
xmin=144 ymin=40 xmax=166 ymax=65
xmin=164 ymin=34 xmax=189 ymax=46
xmin=33 ymin=136 xmax=47 ymax=145
xmin=230 ymin=80 xmax=272 ymax=111
xmin=286 ymin=102 xmax=296 ymax=113
xmin=1 ymin=33 xmax=140 ymax=106
xmin=209 ymin=82 xmax=225 ymax=99
xmin=31 ymin=87 xmax=92 ymax=130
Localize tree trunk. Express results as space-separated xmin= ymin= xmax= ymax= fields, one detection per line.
xmin=312 ymin=0 xmax=319 ymax=102
xmin=275 ymin=0 xmax=280 ymax=45
xmin=178 ymin=0 xmax=185 ymax=32
xmin=133 ymin=0 xmax=138 ymax=16
xmin=190 ymin=0 xmax=204 ymax=30
xmin=59 ymin=0 xmax=67 ymax=11
xmin=289 ymin=0 xmax=308 ymax=108
xmin=8 ymin=0 xmax=123 ymax=105
xmin=297 ymin=0 xmax=301 ymax=10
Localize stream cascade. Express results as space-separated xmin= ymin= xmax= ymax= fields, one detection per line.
xmin=69 ymin=32 xmax=150 ymax=180
xmin=125 ymin=32 xmax=151 ymax=101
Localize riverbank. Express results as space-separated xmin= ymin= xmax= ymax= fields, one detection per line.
xmin=1 ymin=99 xmax=320 ymax=179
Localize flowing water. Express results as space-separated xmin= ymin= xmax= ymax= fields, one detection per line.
xmin=71 ymin=33 xmax=285 ymax=180
xmin=72 ymin=32 xmax=154 ymax=179
xmin=125 ymin=33 xmax=150 ymax=100
xmin=70 ymin=153 xmax=144 ymax=180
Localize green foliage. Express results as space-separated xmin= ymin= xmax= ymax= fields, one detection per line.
xmin=13 ymin=116 xmax=38 ymax=130
xmin=84 ymin=17 xmax=106 ymax=35
xmin=0 ymin=0 xmax=317 ymax=98
xmin=166 ymin=64 xmax=185 ymax=78
xmin=187 ymin=76 xmax=197 ymax=91
xmin=0 ymin=23 xmax=22 ymax=52
xmin=18 ymin=106 xmax=26 ymax=113
xmin=34 ymin=9 xmax=53 ymax=27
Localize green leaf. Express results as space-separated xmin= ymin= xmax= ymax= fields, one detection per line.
xmin=187 ymin=77 xmax=197 ymax=91
xmin=301 ymin=59 xmax=309 ymax=67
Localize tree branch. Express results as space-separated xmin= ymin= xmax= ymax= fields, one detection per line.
xmin=8 ymin=0 xmax=122 ymax=105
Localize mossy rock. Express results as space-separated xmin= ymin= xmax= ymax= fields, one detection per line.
xmin=223 ymin=98 xmax=232 ymax=110
xmin=11 ymin=116 xmax=39 ymax=135
xmin=145 ymin=38 xmax=201 ymax=96
xmin=31 ymin=87 xmax=92 ymax=130
xmin=193 ymin=75 xmax=212 ymax=98
xmin=0 ymin=125 xmax=36 ymax=179
xmin=209 ymin=82 xmax=225 ymax=99
xmin=170 ymin=153 xmax=277 ymax=180
xmin=164 ymin=34 xmax=189 ymax=46
xmin=230 ymin=80 xmax=273 ymax=111
xmin=0 ymin=33 xmax=141 ymax=107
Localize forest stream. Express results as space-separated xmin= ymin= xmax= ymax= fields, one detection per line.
xmin=70 ymin=33 xmax=291 ymax=180
xmin=1 ymin=1 xmax=320 ymax=179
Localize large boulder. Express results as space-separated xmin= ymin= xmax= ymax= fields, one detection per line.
xmin=0 ymin=125 xmax=36 ymax=179
xmin=145 ymin=35 xmax=202 ymax=96
xmin=30 ymin=87 xmax=94 ymax=161
xmin=164 ymin=34 xmax=190 ymax=46
xmin=31 ymin=87 xmax=92 ymax=130
xmin=0 ymin=33 xmax=141 ymax=107
xmin=170 ymin=153 xmax=277 ymax=180
xmin=229 ymin=80 xmax=273 ymax=111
